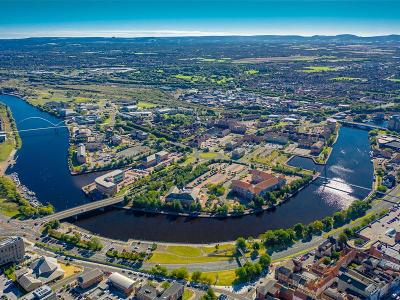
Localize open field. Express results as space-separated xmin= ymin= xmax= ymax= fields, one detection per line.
xmin=302 ymin=66 xmax=339 ymax=73
xmin=59 ymin=262 xmax=83 ymax=278
xmin=148 ymin=244 xmax=235 ymax=264
xmin=200 ymin=269 xmax=237 ymax=286
xmin=0 ymin=198 xmax=20 ymax=217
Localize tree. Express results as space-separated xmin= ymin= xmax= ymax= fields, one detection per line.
xmin=191 ymin=271 xmax=202 ymax=282
xmin=252 ymin=242 xmax=260 ymax=251
xmin=236 ymin=237 xmax=247 ymax=251
xmin=333 ymin=212 xmax=346 ymax=227
xmin=259 ymin=254 xmax=271 ymax=269
xmin=170 ymin=267 xmax=189 ymax=280
xmin=293 ymin=223 xmax=305 ymax=239
xmin=201 ymin=288 xmax=217 ymax=300
xmin=311 ymin=220 xmax=324 ymax=234
xmin=322 ymin=217 xmax=334 ymax=231
xmin=338 ymin=232 xmax=348 ymax=245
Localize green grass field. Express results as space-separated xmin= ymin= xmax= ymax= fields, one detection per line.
xmin=302 ymin=66 xmax=339 ymax=73
xmin=148 ymin=244 xmax=234 ymax=264
xmin=200 ymin=269 xmax=237 ymax=286
xmin=199 ymin=152 xmax=220 ymax=159
xmin=0 ymin=198 xmax=20 ymax=218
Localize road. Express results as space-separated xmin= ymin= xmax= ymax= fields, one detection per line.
xmin=33 ymin=195 xmax=125 ymax=222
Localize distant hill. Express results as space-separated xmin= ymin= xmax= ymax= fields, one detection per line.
xmin=1 ymin=34 xmax=400 ymax=45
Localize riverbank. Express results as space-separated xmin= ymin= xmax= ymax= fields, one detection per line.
xmin=0 ymin=103 xmax=21 ymax=173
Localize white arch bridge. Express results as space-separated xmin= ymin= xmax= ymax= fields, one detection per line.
xmin=6 ymin=116 xmax=69 ymax=134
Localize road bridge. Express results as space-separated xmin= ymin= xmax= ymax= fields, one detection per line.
xmin=338 ymin=120 xmax=385 ymax=131
xmin=36 ymin=196 xmax=125 ymax=222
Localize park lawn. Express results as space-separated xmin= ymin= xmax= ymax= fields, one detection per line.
xmin=167 ymin=245 xmax=202 ymax=257
xmin=148 ymin=245 xmax=234 ymax=264
xmin=202 ymin=244 xmax=235 ymax=254
xmin=200 ymin=269 xmax=237 ymax=286
xmin=182 ymin=289 xmax=194 ymax=300
xmin=148 ymin=252 xmax=233 ymax=264
xmin=0 ymin=140 xmax=14 ymax=161
xmin=137 ymin=101 xmax=157 ymax=109
xmin=0 ymin=198 xmax=20 ymax=218
xmin=302 ymin=66 xmax=339 ymax=73
xmin=199 ymin=152 xmax=220 ymax=159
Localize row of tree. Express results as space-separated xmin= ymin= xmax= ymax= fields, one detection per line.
xmin=0 ymin=176 xmax=54 ymax=218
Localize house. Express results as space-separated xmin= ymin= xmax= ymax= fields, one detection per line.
xmin=165 ymin=186 xmax=200 ymax=206
xmin=231 ymin=169 xmax=286 ymax=200
xmin=77 ymin=268 xmax=103 ymax=289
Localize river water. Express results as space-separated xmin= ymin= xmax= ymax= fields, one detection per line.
xmin=0 ymin=94 xmax=374 ymax=243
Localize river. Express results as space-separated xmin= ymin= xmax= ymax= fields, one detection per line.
xmin=0 ymin=94 xmax=374 ymax=243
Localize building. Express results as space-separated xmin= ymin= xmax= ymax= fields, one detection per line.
xmin=20 ymin=285 xmax=57 ymax=300
xmin=108 ymin=272 xmax=137 ymax=296
xmin=76 ymin=143 xmax=87 ymax=164
xmin=136 ymin=284 xmax=158 ymax=300
xmin=231 ymin=169 xmax=286 ymax=200
xmin=142 ymin=150 xmax=169 ymax=168
xmin=231 ymin=148 xmax=245 ymax=159
xmin=95 ymin=169 xmax=125 ymax=196
xmin=16 ymin=269 xmax=42 ymax=292
xmin=131 ymin=129 xmax=149 ymax=140
xmin=165 ymin=186 xmax=200 ymax=206
xmin=0 ymin=131 xmax=7 ymax=142
xmin=337 ymin=269 xmax=384 ymax=299
xmin=0 ymin=236 xmax=25 ymax=266
xmin=159 ymin=282 xmax=184 ymax=300
xmin=388 ymin=115 xmax=400 ymax=132
xmin=30 ymin=256 xmax=65 ymax=284
xmin=77 ymin=268 xmax=103 ymax=289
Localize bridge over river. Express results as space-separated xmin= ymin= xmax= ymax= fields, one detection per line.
xmin=36 ymin=196 xmax=125 ymax=222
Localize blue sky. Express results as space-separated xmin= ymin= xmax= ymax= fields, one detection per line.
xmin=1 ymin=0 xmax=399 ymax=38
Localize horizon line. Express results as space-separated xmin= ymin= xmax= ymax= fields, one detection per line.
xmin=1 ymin=32 xmax=400 ymax=40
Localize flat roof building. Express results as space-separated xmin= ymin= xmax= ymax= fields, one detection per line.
xmin=77 ymin=268 xmax=103 ymax=289
xmin=108 ymin=272 xmax=137 ymax=296
xmin=0 ymin=236 xmax=25 ymax=266
xmin=95 ymin=169 xmax=125 ymax=196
